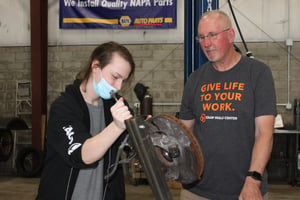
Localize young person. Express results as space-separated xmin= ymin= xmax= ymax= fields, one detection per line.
xmin=36 ymin=41 xmax=135 ymax=200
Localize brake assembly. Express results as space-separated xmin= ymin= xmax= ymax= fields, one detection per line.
xmin=125 ymin=114 xmax=204 ymax=200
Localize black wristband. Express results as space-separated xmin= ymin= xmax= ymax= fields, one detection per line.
xmin=247 ymin=171 xmax=262 ymax=181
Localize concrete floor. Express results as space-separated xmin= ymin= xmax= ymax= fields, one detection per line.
xmin=0 ymin=176 xmax=181 ymax=200
xmin=0 ymin=176 xmax=300 ymax=200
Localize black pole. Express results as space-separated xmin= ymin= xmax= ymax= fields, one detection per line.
xmin=228 ymin=0 xmax=253 ymax=58
xmin=184 ymin=0 xmax=193 ymax=83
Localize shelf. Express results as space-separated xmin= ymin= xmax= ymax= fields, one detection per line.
xmin=16 ymin=81 xmax=32 ymax=117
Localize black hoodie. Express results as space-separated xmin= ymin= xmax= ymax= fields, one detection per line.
xmin=36 ymin=79 xmax=127 ymax=200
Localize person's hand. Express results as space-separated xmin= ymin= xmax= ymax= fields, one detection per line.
xmin=239 ymin=177 xmax=263 ymax=200
xmin=110 ymin=97 xmax=132 ymax=130
xmin=145 ymin=115 xmax=152 ymax=120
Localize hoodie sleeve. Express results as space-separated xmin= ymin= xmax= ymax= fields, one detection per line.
xmin=46 ymin=95 xmax=97 ymax=169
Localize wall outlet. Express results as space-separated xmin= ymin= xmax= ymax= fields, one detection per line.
xmin=286 ymin=103 xmax=292 ymax=109
xmin=286 ymin=39 xmax=293 ymax=46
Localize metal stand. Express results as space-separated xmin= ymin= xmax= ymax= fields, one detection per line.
xmin=125 ymin=117 xmax=173 ymax=200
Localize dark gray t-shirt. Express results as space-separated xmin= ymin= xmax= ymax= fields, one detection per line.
xmin=180 ymin=56 xmax=276 ymax=199
xmin=72 ymin=99 xmax=106 ymax=200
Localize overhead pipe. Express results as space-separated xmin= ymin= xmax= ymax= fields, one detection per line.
xmin=228 ymin=0 xmax=253 ymax=58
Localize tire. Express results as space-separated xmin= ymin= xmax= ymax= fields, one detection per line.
xmin=0 ymin=128 xmax=13 ymax=162
xmin=16 ymin=146 xmax=43 ymax=177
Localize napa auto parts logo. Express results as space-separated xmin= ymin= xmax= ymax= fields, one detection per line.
xmin=120 ymin=16 xmax=131 ymax=26
xmin=60 ymin=0 xmax=177 ymax=29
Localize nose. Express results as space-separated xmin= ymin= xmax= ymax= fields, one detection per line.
xmin=114 ymin=79 xmax=123 ymax=91
xmin=202 ymin=38 xmax=212 ymax=47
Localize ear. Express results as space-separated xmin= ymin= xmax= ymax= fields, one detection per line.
xmin=227 ymin=28 xmax=235 ymax=43
xmin=91 ymin=60 xmax=100 ymax=72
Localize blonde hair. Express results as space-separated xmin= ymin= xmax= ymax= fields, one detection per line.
xmin=200 ymin=10 xmax=232 ymax=29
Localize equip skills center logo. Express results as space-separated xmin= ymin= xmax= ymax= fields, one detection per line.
xmin=199 ymin=81 xmax=244 ymax=123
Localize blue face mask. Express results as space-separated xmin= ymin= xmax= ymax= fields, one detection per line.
xmin=93 ymin=77 xmax=117 ymax=100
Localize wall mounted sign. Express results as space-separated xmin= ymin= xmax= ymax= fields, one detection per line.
xmin=59 ymin=0 xmax=177 ymax=29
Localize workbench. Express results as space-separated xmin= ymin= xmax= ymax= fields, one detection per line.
xmin=268 ymin=129 xmax=300 ymax=186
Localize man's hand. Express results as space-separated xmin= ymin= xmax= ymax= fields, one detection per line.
xmin=239 ymin=177 xmax=263 ymax=200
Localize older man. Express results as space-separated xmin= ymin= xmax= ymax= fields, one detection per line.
xmin=179 ymin=10 xmax=276 ymax=200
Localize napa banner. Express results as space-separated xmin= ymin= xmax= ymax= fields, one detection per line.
xmin=59 ymin=0 xmax=177 ymax=29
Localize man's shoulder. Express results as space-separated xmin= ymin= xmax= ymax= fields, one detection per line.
xmin=241 ymin=56 xmax=269 ymax=68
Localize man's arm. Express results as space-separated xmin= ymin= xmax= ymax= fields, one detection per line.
xmin=239 ymin=115 xmax=275 ymax=200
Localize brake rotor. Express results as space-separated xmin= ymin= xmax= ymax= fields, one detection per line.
xmin=147 ymin=114 xmax=204 ymax=184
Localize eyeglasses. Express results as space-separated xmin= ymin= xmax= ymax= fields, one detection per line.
xmin=195 ymin=28 xmax=230 ymax=42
